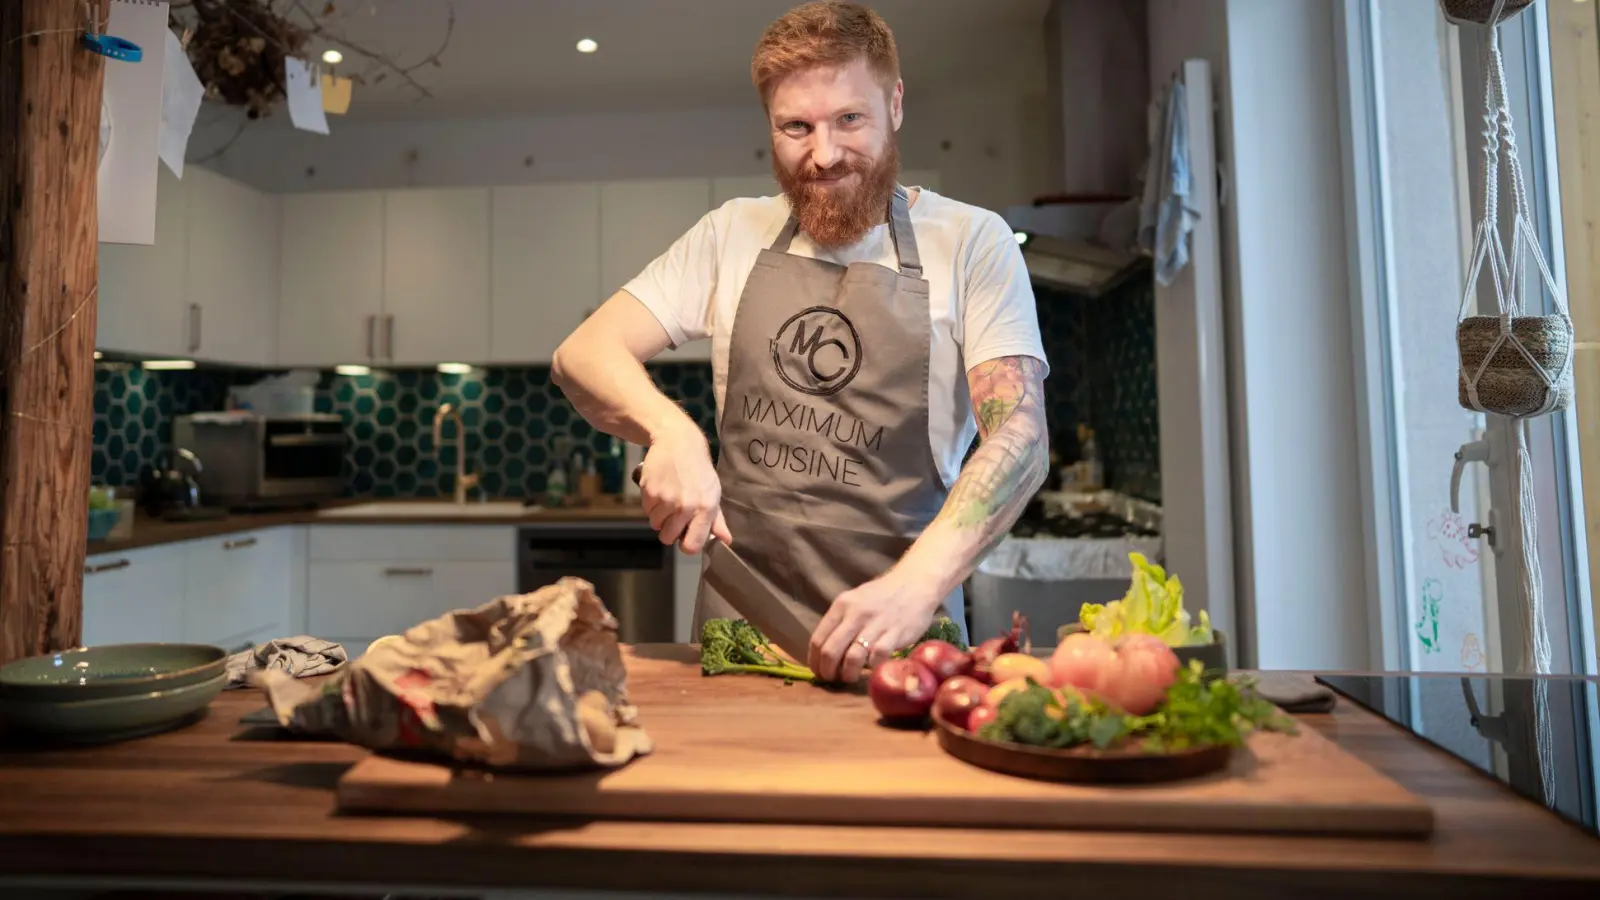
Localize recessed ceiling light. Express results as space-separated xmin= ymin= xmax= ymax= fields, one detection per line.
xmin=335 ymin=364 xmax=371 ymax=376
xmin=322 ymin=48 xmax=344 ymax=65
xmin=576 ymin=38 xmax=598 ymax=54
xmin=141 ymin=359 xmax=196 ymax=371
xmin=436 ymin=362 xmax=473 ymax=375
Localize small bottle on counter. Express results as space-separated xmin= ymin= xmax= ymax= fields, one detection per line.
xmin=544 ymin=461 xmax=568 ymax=508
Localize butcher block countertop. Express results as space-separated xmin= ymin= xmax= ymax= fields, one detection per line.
xmin=1 ymin=647 xmax=1597 ymax=898
xmin=85 ymin=496 xmax=651 ymax=554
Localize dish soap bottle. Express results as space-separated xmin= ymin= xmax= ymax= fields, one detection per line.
xmin=544 ymin=460 xmax=568 ymax=508
xmin=1077 ymin=424 xmax=1104 ymax=491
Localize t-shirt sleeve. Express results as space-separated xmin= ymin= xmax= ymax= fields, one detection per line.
xmin=959 ymin=210 xmax=1050 ymax=377
xmin=619 ymin=209 xmax=720 ymax=349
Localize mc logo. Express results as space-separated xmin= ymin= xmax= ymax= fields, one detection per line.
xmin=769 ymin=306 xmax=863 ymax=397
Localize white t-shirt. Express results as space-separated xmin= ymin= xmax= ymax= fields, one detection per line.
xmin=622 ymin=187 xmax=1049 ymax=487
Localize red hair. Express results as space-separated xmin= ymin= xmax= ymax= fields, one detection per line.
xmin=751 ymin=2 xmax=900 ymax=105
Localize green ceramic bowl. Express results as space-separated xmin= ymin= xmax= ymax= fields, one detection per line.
xmin=0 ymin=643 xmax=226 ymax=703
xmin=0 ymin=671 xmax=226 ymax=744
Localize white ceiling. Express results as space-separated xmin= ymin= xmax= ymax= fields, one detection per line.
xmin=298 ymin=0 xmax=1053 ymax=120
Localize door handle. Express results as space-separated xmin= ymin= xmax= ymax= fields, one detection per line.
xmin=365 ymin=314 xmax=376 ymax=360
xmin=1451 ymin=436 xmax=1498 ymax=550
xmin=223 ymin=537 xmax=258 ymax=550
xmin=382 ymin=566 xmax=433 ymax=577
xmin=84 ymin=559 xmax=131 ymax=575
xmin=187 ymin=303 xmax=201 ymax=352
xmin=384 ymin=314 xmax=395 ymax=360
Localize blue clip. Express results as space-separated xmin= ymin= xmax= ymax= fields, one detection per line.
xmin=81 ymin=32 xmax=142 ymax=62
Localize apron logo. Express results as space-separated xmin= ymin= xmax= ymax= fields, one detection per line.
xmin=770 ymin=306 xmax=863 ymax=397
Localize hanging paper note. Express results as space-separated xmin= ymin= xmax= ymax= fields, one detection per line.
xmin=285 ymin=58 xmax=330 ymax=135
xmin=322 ymin=73 xmax=353 ymax=115
xmin=98 ymin=0 xmax=170 ymax=245
xmin=159 ymin=28 xmax=204 ymax=178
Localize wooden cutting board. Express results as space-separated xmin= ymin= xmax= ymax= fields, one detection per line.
xmin=336 ymin=646 xmax=1434 ymax=838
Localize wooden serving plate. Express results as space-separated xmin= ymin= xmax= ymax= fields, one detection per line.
xmin=931 ymin=710 xmax=1233 ymax=784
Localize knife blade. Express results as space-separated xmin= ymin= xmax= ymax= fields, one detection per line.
xmin=632 ymin=462 xmax=816 ymax=663
xmin=702 ymin=538 xmax=818 ymax=665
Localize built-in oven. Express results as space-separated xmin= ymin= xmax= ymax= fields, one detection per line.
xmin=516 ymin=521 xmax=677 ymax=644
xmin=173 ymin=412 xmax=347 ymax=510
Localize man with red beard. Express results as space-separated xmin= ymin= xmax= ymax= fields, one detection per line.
xmin=553 ymin=1 xmax=1049 ymax=683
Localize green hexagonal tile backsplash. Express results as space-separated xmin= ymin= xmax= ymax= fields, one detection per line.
xmin=90 ymin=277 xmax=1161 ymax=503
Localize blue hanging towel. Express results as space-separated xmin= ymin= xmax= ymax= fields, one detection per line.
xmin=1137 ymin=75 xmax=1201 ymax=286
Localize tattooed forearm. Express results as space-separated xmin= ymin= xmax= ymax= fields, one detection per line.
xmin=895 ymin=356 xmax=1049 ymax=595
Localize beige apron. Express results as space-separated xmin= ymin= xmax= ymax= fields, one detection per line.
xmin=693 ymin=185 xmax=967 ymax=644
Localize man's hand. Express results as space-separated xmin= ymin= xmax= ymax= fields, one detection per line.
xmin=808 ymin=567 xmax=943 ymax=682
xmin=639 ymin=423 xmax=732 ymax=554
xmin=809 ymin=355 xmax=1049 ymax=682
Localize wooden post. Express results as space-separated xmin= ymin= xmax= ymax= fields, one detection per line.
xmin=0 ymin=0 xmax=109 ymax=665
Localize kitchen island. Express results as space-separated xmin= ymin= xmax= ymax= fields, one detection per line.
xmin=1 ymin=647 xmax=1597 ymax=898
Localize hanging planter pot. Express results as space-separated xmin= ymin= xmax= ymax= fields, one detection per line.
xmin=1457 ymin=313 xmax=1575 ymax=417
xmin=1439 ymin=0 xmax=1534 ymax=26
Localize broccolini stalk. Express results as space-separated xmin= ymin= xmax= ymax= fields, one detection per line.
xmin=699 ymin=619 xmax=816 ymax=682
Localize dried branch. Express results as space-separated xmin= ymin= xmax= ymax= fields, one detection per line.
xmin=285 ymin=0 xmax=455 ymax=102
xmin=169 ymin=0 xmax=454 ymax=130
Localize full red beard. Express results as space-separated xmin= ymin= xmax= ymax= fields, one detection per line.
xmin=773 ymin=133 xmax=900 ymax=249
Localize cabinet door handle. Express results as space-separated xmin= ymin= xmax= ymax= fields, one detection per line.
xmin=365 ymin=314 xmax=376 ymax=360
xmin=187 ymin=303 xmax=202 ymax=352
xmin=384 ymin=314 xmax=395 ymax=360
xmin=223 ymin=537 xmax=258 ymax=550
xmin=84 ymin=559 xmax=131 ymax=575
xmin=382 ymin=566 xmax=433 ymax=577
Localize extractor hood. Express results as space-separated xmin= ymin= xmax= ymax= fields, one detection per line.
xmin=1016 ymin=231 xmax=1147 ymax=298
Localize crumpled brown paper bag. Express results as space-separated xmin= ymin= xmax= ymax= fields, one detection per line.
xmin=256 ymin=576 xmax=653 ymax=770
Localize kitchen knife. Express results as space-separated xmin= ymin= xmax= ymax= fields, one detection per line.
xmin=701 ymin=538 xmax=819 ymax=665
xmin=631 ymin=462 xmax=817 ymax=663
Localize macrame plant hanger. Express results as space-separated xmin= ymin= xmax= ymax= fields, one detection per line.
xmin=1453 ymin=0 xmax=1572 ymax=806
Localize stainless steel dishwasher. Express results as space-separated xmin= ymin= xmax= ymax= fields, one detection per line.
xmin=516 ymin=521 xmax=676 ymax=643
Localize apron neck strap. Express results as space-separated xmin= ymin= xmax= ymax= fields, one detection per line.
xmin=768 ymin=185 xmax=924 ymax=278
xmin=887 ymin=184 xmax=922 ymax=277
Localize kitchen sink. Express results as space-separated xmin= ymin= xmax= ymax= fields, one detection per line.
xmin=314 ymin=500 xmax=534 ymax=519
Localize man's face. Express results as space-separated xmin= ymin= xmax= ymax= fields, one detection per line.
xmin=768 ymin=57 xmax=903 ymax=248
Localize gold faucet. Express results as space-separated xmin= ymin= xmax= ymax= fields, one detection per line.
xmin=431 ymin=402 xmax=480 ymax=504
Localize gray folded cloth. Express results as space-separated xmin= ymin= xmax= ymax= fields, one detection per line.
xmin=224 ymin=635 xmax=347 ymax=689
xmin=1247 ymin=671 xmax=1337 ymax=713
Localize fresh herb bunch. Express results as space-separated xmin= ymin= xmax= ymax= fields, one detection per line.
xmin=977 ymin=660 xmax=1297 ymax=752
xmin=699 ymin=615 xmax=966 ymax=681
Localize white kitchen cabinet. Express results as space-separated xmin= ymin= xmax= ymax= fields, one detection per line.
xmin=277 ymin=190 xmax=385 ymax=367
xmin=306 ymin=524 xmax=515 ymax=661
xmin=382 ymin=187 xmax=492 ymax=365
xmin=600 ymin=177 xmax=713 ymax=362
xmin=81 ymin=544 xmax=187 ymax=646
xmin=185 ymin=168 xmax=281 ymax=367
xmin=97 ymin=164 xmax=190 ymax=358
xmin=182 ymin=528 xmax=294 ymax=650
xmin=489 ymin=182 xmax=602 ymax=365
xmin=307 ymin=560 xmax=515 ymax=638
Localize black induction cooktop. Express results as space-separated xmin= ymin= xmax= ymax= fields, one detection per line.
xmin=1317 ymin=672 xmax=1600 ymax=840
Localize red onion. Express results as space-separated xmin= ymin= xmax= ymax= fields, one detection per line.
xmin=931 ymin=675 xmax=989 ymax=730
xmin=967 ymin=704 xmax=999 ymax=734
xmin=909 ymin=640 xmax=972 ymax=683
xmin=868 ymin=658 xmax=939 ymax=720
xmin=970 ymin=611 xmax=1031 ymax=684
